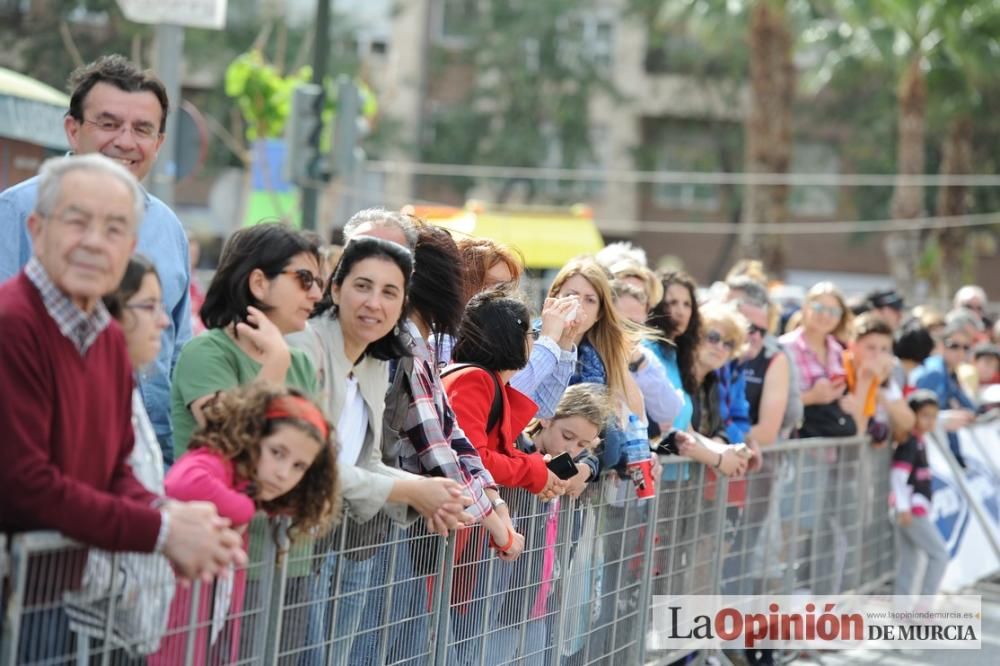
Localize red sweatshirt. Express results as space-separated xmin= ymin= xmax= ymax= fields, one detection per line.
xmin=442 ymin=366 xmax=548 ymax=494
xmin=0 ymin=273 xmax=160 ymax=551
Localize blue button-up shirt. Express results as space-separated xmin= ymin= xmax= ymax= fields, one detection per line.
xmin=0 ymin=175 xmax=192 ymax=463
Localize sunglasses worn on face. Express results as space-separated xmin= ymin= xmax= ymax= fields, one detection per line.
xmin=705 ymin=329 xmax=736 ymax=352
xmin=748 ymin=323 xmax=768 ymax=337
xmin=281 ymin=269 xmax=324 ymax=292
xmin=809 ymin=302 xmax=843 ymax=319
xmin=945 ymin=341 xmax=971 ymax=352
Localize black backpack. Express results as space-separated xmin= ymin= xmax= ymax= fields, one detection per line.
xmin=439 ymin=363 xmax=505 ymax=435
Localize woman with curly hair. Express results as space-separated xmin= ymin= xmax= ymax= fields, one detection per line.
xmin=151 ymin=384 xmax=339 ymax=665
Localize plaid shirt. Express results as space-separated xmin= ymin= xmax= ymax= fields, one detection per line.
xmin=779 ymin=327 xmax=844 ymax=392
xmin=25 ymin=257 xmax=111 ymax=356
xmin=397 ymin=322 xmax=497 ymax=520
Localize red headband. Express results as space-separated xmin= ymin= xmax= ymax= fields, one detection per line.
xmin=266 ymin=395 xmax=329 ymax=440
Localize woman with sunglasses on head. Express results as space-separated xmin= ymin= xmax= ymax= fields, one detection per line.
xmin=778 ymin=281 xmax=855 ymax=437
xmin=289 ymin=236 xmax=472 ymax=666
xmin=171 ymin=223 xmax=324 ymax=456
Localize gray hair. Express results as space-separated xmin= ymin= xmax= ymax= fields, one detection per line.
xmin=342 ymin=207 xmax=418 ymax=251
xmin=35 ymin=154 xmax=144 ymax=225
xmin=954 ymin=284 xmax=987 ymax=310
xmin=946 ymin=307 xmax=986 ymax=333
xmin=595 ymin=241 xmax=648 ymax=269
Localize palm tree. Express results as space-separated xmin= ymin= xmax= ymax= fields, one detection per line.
xmin=813 ymin=0 xmax=1000 ymax=299
xmin=630 ymin=0 xmax=798 ymax=274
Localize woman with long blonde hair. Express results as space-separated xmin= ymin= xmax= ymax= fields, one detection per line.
xmin=547 ymin=257 xmax=645 ymax=468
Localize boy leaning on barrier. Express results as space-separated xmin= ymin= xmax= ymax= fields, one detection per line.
xmin=844 ymin=313 xmax=915 ymax=445
xmin=891 ymin=390 xmax=950 ymax=598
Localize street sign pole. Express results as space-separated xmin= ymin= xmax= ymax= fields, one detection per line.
xmin=301 ymin=0 xmax=330 ymax=233
xmin=150 ymin=23 xmax=183 ymax=206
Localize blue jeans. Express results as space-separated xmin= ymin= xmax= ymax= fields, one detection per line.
xmin=299 ymin=551 xmax=375 ymax=666
xmin=351 ymin=531 xmax=435 ymax=666
xmin=448 ymin=551 xmax=516 ymax=666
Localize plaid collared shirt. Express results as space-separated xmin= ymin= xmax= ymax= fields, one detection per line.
xmin=779 ymin=327 xmax=844 ymax=392
xmin=397 ymin=322 xmax=497 ymax=521
xmin=25 ymin=257 xmax=111 ymax=356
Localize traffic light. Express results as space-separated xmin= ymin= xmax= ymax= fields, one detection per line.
xmin=285 ymin=83 xmax=327 ymax=187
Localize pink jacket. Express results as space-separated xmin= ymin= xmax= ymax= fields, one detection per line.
xmin=150 ymin=449 xmax=256 ymax=665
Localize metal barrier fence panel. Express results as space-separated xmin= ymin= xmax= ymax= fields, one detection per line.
xmin=1 ymin=435 xmax=904 ymax=666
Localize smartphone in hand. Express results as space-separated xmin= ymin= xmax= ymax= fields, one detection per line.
xmin=546 ymin=452 xmax=579 ymax=480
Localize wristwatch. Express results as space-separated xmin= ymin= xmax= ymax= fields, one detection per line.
xmin=491 ymin=496 xmax=507 ymax=510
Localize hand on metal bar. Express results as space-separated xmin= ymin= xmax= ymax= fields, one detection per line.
xmin=161 ymin=500 xmax=248 ymax=583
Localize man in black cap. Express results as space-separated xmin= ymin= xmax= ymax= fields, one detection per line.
xmin=866 ymin=288 xmax=906 ymax=331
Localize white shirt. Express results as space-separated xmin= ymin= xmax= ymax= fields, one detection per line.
xmin=336 ymin=374 xmax=368 ymax=465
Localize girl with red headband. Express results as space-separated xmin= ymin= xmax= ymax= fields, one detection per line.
xmin=151 ymin=384 xmax=339 ymax=665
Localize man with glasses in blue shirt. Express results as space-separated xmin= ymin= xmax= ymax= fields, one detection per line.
xmin=0 ymin=54 xmax=191 ymax=465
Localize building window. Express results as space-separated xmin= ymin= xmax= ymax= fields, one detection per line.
xmin=540 ymin=124 xmax=608 ymax=200
xmin=788 ymin=142 xmax=839 ymax=217
xmin=435 ymin=0 xmax=480 ymax=46
xmin=653 ymin=131 xmax=722 ymax=212
xmin=558 ymin=10 xmax=615 ymax=70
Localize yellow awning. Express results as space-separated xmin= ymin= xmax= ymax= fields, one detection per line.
xmin=0 ymin=67 xmax=70 ymax=149
xmin=427 ymin=209 xmax=604 ymax=269
xmin=0 ymin=67 xmax=69 ymax=107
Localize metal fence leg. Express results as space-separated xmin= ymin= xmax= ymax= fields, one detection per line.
xmin=262 ymin=518 xmax=291 ymax=666
xmin=636 ymin=488 xmax=660 ymax=665
xmin=432 ymin=532 xmax=458 ymax=666
xmin=252 ymin=528 xmax=278 ymax=665
xmin=0 ymin=537 xmax=29 ymax=666
xmin=98 ymin=551 xmax=122 ymax=666
xmin=712 ymin=475 xmax=730 ymax=586
xmin=548 ymin=497 xmax=577 ymax=666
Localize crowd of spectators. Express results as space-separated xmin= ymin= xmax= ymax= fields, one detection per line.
xmin=2 ymin=53 xmax=998 ymax=665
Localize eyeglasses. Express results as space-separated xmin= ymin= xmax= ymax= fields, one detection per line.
xmin=809 ymin=302 xmax=843 ymax=319
xmin=281 ymin=269 xmax=324 ymax=292
xmin=81 ymin=117 xmax=160 ymax=144
xmin=705 ymin=329 xmax=736 ymax=352
xmin=747 ymin=323 xmax=768 ymax=337
xmin=945 ymin=341 xmax=972 ymax=352
xmin=125 ymin=301 xmax=168 ymax=317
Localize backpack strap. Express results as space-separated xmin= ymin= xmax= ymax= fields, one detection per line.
xmin=441 ymin=363 xmax=504 ymax=434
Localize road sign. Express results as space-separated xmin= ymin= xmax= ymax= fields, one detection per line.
xmin=116 ymin=0 xmax=227 ymax=30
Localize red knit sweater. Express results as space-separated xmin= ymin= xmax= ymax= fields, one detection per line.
xmin=0 ymin=273 xmax=161 ymax=551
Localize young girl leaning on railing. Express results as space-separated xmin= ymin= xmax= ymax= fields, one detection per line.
xmin=149 ymin=384 xmax=339 ymax=666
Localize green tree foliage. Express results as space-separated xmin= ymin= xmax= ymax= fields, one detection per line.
xmin=224 ymin=50 xmax=311 ymax=142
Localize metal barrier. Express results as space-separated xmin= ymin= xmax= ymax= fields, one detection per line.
xmin=0 ymin=436 xmax=898 ymax=666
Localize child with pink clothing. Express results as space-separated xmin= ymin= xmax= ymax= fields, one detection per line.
xmin=150 ymin=384 xmax=339 ymax=665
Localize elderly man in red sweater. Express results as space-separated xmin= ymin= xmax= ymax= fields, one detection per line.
xmin=0 ymin=155 xmax=245 ymax=581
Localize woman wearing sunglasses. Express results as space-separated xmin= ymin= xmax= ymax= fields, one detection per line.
xmin=171 ymin=223 xmax=324 ymax=455
xmin=688 ymin=302 xmax=751 ymax=475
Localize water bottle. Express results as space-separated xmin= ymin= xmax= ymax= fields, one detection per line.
xmin=624 ymin=414 xmax=654 ymax=499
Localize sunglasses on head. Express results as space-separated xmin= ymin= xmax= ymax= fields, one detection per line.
xmin=809 ymin=302 xmax=843 ymax=319
xmin=281 ymin=268 xmax=324 ymax=292
xmin=705 ymin=329 xmax=736 ymax=352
